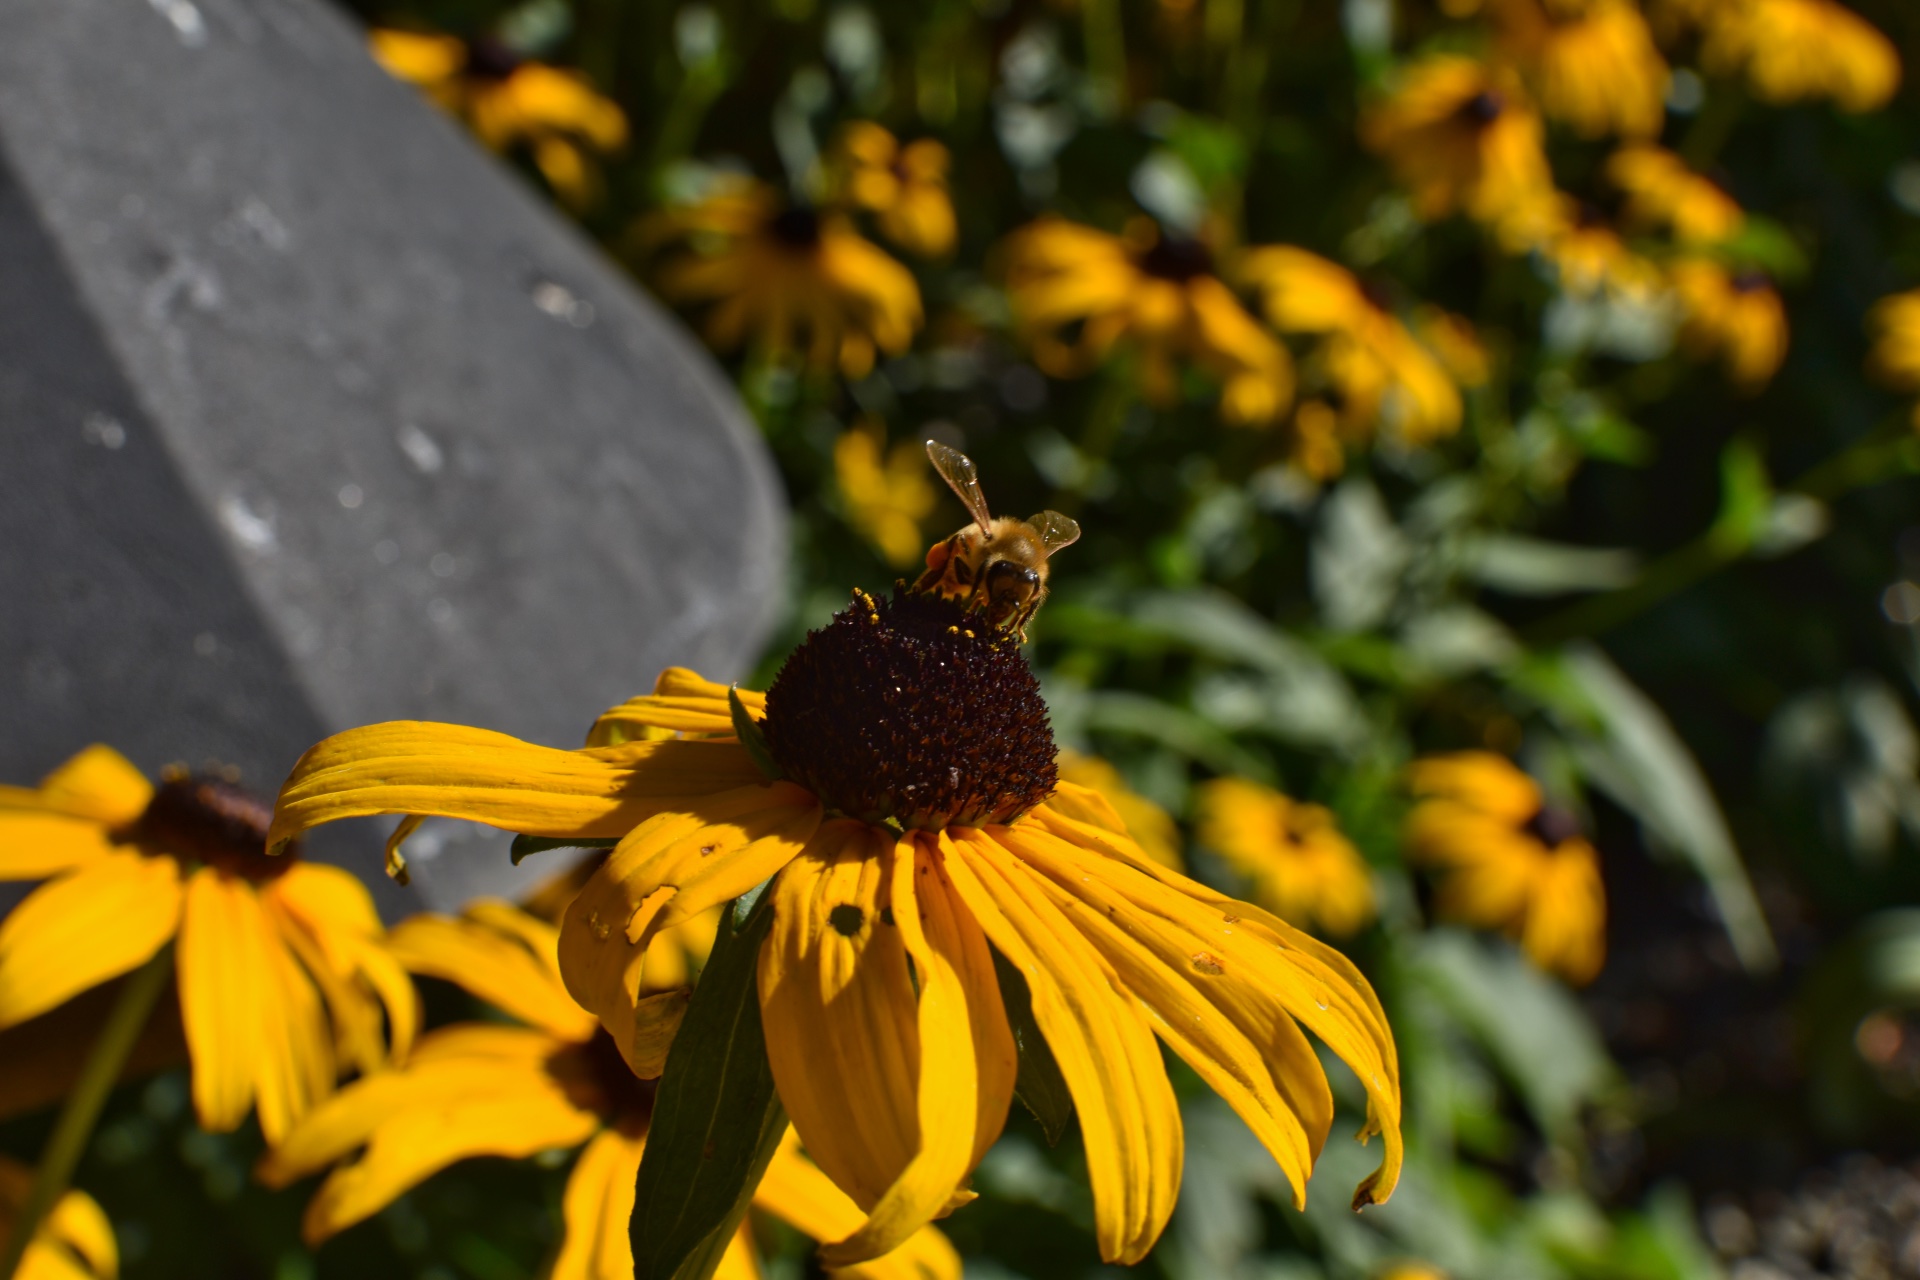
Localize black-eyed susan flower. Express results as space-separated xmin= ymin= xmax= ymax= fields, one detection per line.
xmin=1693 ymin=0 xmax=1900 ymax=113
xmin=1606 ymin=145 xmax=1745 ymax=246
xmin=1495 ymin=0 xmax=1670 ymax=139
xmin=1867 ymin=289 xmax=1920 ymax=424
xmin=1195 ymin=778 xmax=1377 ymax=938
xmin=1055 ymin=753 xmax=1183 ymax=870
xmin=269 ymin=583 xmax=1403 ymax=1267
xmin=1404 ymin=752 xmax=1605 ymax=985
xmin=0 ymin=748 xmax=415 ymax=1145
xmin=835 ymin=423 xmax=941 ymax=569
xmin=1004 ymin=217 xmax=1294 ymax=426
xmin=369 ymin=29 xmax=628 ymax=209
xmin=1671 ymin=258 xmax=1789 ymax=391
xmin=1240 ymin=246 xmax=1464 ymax=446
xmin=0 ymin=1159 xmax=116 ymax=1280
xmin=836 ymin=123 xmax=959 ymax=260
xmin=260 ymin=902 xmax=957 ymax=1280
xmin=1360 ymin=55 xmax=1558 ymax=250
xmin=646 ymin=177 xmax=923 ymax=379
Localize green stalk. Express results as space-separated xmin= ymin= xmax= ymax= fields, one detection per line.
xmin=1082 ymin=0 xmax=1127 ymax=118
xmin=0 ymin=945 xmax=172 ymax=1280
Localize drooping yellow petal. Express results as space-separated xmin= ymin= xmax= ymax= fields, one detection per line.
xmin=1022 ymin=803 xmax=1403 ymax=1208
xmin=260 ymin=1024 xmax=596 ymax=1242
xmin=21 ymin=745 xmax=154 ymax=828
xmin=758 ymin=823 xmax=922 ymax=1215
xmin=941 ymin=830 xmax=1182 ymax=1265
xmin=588 ymin=669 xmax=768 ymax=745
xmin=268 ymin=723 xmax=764 ymax=855
xmin=754 ymin=1130 xmax=964 ymax=1280
xmin=389 ymin=907 xmax=597 ymax=1042
xmin=0 ymin=812 xmax=118 ymax=882
xmin=265 ymin=863 xmax=420 ymax=1069
xmin=554 ymin=1126 xmax=646 ymax=1280
xmin=560 ymin=784 xmax=820 ymax=1075
xmin=817 ymin=835 xmax=1016 ymax=1266
xmin=178 ymin=868 xmax=334 ymax=1143
xmin=0 ymin=852 xmax=182 ymax=1029
xmin=996 ymin=823 xmax=1330 ymax=1205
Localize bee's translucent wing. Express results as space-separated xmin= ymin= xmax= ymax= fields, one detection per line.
xmin=926 ymin=440 xmax=994 ymax=533
xmin=1030 ymin=510 xmax=1081 ymax=555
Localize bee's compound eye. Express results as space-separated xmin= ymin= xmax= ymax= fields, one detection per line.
xmin=983 ymin=560 xmax=1041 ymax=599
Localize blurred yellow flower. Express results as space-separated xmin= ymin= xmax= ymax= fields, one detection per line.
xmin=1536 ymin=199 xmax=1666 ymax=299
xmin=1607 ymin=145 xmax=1745 ymax=246
xmin=261 ymin=902 xmax=956 ymax=1280
xmin=646 ymin=178 xmax=922 ymax=378
xmin=1241 ymin=246 xmax=1464 ymax=445
xmin=1496 ymin=0 xmax=1670 ymax=139
xmin=1413 ymin=307 xmax=1492 ymax=388
xmin=1361 ymin=55 xmax=1557 ymax=249
xmin=1866 ymin=289 xmax=1920 ymax=412
xmin=1288 ymin=400 xmax=1350 ymax=481
xmin=1196 ymin=778 xmax=1377 ymax=937
xmin=0 ymin=748 xmax=416 ymax=1145
xmin=369 ymin=29 xmax=628 ymax=209
xmin=1056 ymin=753 xmax=1184 ymax=870
xmin=835 ymin=424 xmax=939 ymax=569
xmin=1004 ymin=217 xmax=1294 ymax=425
xmin=1695 ymin=0 xmax=1900 ymax=112
xmin=1377 ymin=1265 xmax=1448 ymax=1280
xmin=1405 ymin=752 xmax=1606 ymax=984
xmin=0 ymin=1159 xmax=116 ymax=1280
xmin=1671 ymin=259 xmax=1789 ymax=391
xmin=837 ymin=122 xmax=959 ymax=259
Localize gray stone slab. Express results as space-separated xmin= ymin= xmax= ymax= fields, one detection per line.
xmin=0 ymin=0 xmax=787 ymax=912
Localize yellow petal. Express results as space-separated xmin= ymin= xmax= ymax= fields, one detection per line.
xmin=554 ymin=1126 xmax=646 ymax=1280
xmin=0 ymin=812 xmax=117 ymax=882
xmin=1022 ymin=804 xmax=1403 ymax=1208
xmin=179 ymin=869 xmax=334 ymax=1143
xmin=940 ymin=830 xmax=1181 ymax=1264
xmin=759 ymin=823 xmax=921 ymax=1214
xmin=816 ymin=835 xmax=1014 ymax=1266
xmin=259 ymin=1025 xmax=562 ymax=1185
xmin=43 ymin=1182 xmax=119 ymax=1280
xmin=996 ymin=823 xmax=1328 ymax=1205
xmin=754 ymin=1131 xmax=964 ymax=1280
xmin=560 ymin=784 xmax=819 ymax=1076
xmin=713 ymin=1221 xmax=764 ymax=1280
xmin=303 ymin=1092 xmax=597 ymax=1244
xmin=267 ymin=863 xmax=421 ymax=1069
xmin=24 ymin=745 xmax=153 ymax=828
xmin=0 ymin=852 xmax=181 ymax=1028
xmin=587 ymin=669 xmax=768 ymax=745
xmin=268 ymin=723 xmax=764 ymax=855
xmin=388 ymin=908 xmax=596 ymax=1042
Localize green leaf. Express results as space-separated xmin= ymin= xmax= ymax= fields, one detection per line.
xmin=1081 ymin=689 xmax=1277 ymax=783
xmin=729 ymin=686 xmax=782 ymax=781
xmin=1414 ymin=931 xmax=1616 ymax=1146
xmin=629 ymin=891 xmax=786 ymax=1280
xmin=1524 ymin=646 xmax=1777 ymax=973
xmin=508 ymin=835 xmax=620 ymax=865
xmin=990 ymin=948 xmax=1073 ymax=1146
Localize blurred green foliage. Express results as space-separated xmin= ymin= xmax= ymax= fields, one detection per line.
xmin=14 ymin=0 xmax=1920 ymax=1276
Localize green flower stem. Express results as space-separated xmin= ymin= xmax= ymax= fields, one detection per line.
xmin=1524 ymin=422 xmax=1920 ymax=648
xmin=0 ymin=944 xmax=173 ymax=1280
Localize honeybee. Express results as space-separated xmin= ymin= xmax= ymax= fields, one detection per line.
xmin=911 ymin=440 xmax=1080 ymax=640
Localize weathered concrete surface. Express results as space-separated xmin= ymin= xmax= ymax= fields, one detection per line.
xmin=0 ymin=0 xmax=786 ymax=912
